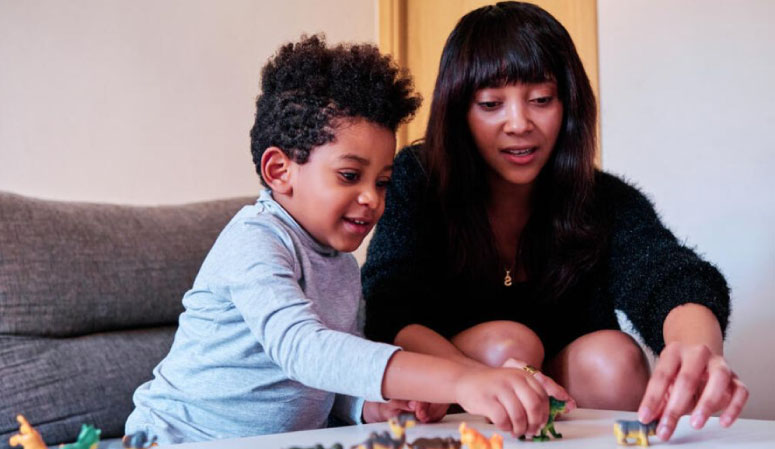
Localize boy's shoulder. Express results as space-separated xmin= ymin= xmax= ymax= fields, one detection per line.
xmin=212 ymin=202 xmax=300 ymax=263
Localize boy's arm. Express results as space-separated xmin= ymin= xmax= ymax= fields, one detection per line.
xmin=226 ymin=224 xmax=398 ymax=403
xmin=331 ymin=394 xmax=366 ymax=425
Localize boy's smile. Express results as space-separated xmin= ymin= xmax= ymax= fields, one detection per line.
xmin=276 ymin=118 xmax=395 ymax=253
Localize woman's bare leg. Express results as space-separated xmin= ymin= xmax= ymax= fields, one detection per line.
xmin=451 ymin=320 xmax=545 ymax=368
xmin=544 ymin=330 xmax=650 ymax=410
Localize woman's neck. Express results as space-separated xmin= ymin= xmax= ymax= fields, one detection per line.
xmin=487 ymin=176 xmax=533 ymax=271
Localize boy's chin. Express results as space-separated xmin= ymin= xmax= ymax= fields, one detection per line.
xmin=330 ymin=236 xmax=366 ymax=253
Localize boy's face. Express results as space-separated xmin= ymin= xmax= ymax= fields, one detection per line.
xmin=283 ymin=119 xmax=395 ymax=253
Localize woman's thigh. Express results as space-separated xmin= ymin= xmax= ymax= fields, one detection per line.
xmin=450 ymin=320 xmax=545 ymax=368
xmin=544 ymin=330 xmax=650 ymax=410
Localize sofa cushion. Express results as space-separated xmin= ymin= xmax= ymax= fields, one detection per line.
xmin=0 ymin=191 xmax=252 ymax=446
xmin=0 ymin=192 xmax=252 ymax=337
xmin=0 ymin=327 xmax=175 ymax=446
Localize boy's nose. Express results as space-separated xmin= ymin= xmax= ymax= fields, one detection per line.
xmin=358 ymin=188 xmax=379 ymax=209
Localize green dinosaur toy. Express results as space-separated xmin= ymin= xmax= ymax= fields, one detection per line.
xmin=59 ymin=424 xmax=101 ymax=449
xmin=520 ymin=396 xmax=568 ymax=442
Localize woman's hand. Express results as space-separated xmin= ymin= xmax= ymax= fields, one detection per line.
xmin=454 ymin=367 xmax=552 ymax=437
xmin=638 ymin=342 xmax=748 ymax=441
xmin=362 ymin=399 xmax=414 ymax=423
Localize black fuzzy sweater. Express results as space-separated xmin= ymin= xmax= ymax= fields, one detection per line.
xmin=362 ymin=147 xmax=730 ymax=357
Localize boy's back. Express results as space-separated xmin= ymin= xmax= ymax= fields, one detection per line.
xmin=125 ymin=191 xmax=396 ymax=442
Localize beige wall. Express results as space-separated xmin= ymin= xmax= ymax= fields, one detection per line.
xmin=0 ymin=0 xmax=377 ymax=205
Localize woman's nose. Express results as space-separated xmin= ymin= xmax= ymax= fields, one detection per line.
xmin=504 ymin=103 xmax=533 ymax=134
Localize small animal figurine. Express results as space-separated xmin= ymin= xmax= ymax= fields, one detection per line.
xmin=122 ymin=430 xmax=158 ymax=448
xmin=388 ymin=413 xmax=417 ymax=440
xmin=408 ymin=436 xmax=462 ymax=449
xmin=520 ymin=396 xmax=568 ymax=442
xmin=351 ymin=431 xmax=404 ymax=449
xmin=458 ymin=422 xmax=503 ymax=449
xmin=613 ymin=420 xmax=658 ymax=447
xmin=288 ymin=444 xmax=343 ymax=449
xmin=59 ymin=424 xmax=101 ymax=449
xmin=8 ymin=415 xmax=47 ymax=449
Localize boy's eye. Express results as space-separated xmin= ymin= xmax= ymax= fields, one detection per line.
xmin=339 ymin=171 xmax=360 ymax=182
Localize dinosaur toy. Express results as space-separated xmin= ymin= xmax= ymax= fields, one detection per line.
xmin=288 ymin=444 xmax=343 ymax=449
xmin=351 ymin=430 xmax=404 ymax=449
xmin=388 ymin=413 xmax=417 ymax=440
xmin=8 ymin=415 xmax=47 ymax=449
xmin=59 ymin=424 xmax=101 ymax=449
xmin=613 ymin=420 xmax=657 ymax=447
xmin=519 ymin=396 xmax=568 ymax=442
xmin=458 ymin=422 xmax=502 ymax=449
xmin=122 ymin=430 xmax=158 ymax=448
xmin=408 ymin=436 xmax=462 ymax=449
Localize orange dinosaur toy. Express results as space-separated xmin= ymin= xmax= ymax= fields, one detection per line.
xmin=8 ymin=415 xmax=47 ymax=449
xmin=458 ymin=422 xmax=503 ymax=449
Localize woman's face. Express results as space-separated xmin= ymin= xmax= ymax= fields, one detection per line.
xmin=467 ymin=81 xmax=563 ymax=191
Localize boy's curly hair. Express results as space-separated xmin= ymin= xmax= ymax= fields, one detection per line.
xmin=250 ymin=34 xmax=421 ymax=186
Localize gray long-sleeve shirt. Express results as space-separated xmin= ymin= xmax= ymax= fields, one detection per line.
xmin=126 ymin=190 xmax=400 ymax=444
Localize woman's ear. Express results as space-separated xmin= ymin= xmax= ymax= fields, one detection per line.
xmin=260 ymin=147 xmax=294 ymax=195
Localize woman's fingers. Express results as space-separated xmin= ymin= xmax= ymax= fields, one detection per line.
xmin=719 ymin=376 xmax=749 ymax=428
xmin=656 ymin=346 xmax=711 ymax=440
xmin=638 ymin=345 xmax=681 ymax=423
xmin=690 ymin=359 xmax=732 ymax=429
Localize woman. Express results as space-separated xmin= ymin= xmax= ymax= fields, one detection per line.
xmin=363 ymin=1 xmax=747 ymax=441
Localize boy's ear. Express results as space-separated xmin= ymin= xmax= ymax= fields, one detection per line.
xmin=261 ymin=147 xmax=294 ymax=194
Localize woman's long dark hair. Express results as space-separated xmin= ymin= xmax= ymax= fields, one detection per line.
xmin=423 ymin=1 xmax=603 ymax=302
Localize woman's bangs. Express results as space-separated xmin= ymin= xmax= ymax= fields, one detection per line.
xmin=465 ymin=26 xmax=555 ymax=90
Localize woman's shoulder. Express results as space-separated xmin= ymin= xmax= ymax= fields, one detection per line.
xmin=594 ymin=170 xmax=657 ymax=213
xmin=390 ymin=143 xmax=430 ymax=197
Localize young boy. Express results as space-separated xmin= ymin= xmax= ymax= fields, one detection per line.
xmin=125 ymin=35 xmax=571 ymax=444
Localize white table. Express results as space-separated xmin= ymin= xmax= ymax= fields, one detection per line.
xmin=164 ymin=409 xmax=775 ymax=449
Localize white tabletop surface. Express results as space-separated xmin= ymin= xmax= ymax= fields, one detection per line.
xmin=163 ymin=409 xmax=775 ymax=449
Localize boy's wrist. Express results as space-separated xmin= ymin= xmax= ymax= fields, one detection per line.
xmin=361 ymin=401 xmax=381 ymax=423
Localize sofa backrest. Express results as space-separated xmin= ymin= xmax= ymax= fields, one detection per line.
xmin=0 ymin=191 xmax=252 ymax=446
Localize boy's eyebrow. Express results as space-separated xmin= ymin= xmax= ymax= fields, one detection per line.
xmin=338 ymin=154 xmax=371 ymax=165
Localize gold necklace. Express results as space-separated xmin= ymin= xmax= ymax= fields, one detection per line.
xmin=504 ymin=267 xmax=513 ymax=287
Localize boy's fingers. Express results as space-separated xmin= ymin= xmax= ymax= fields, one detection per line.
xmin=486 ymin=399 xmax=512 ymax=433
xmin=532 ymin=372 xmax=575 ymax=410
xmin=639 ymin=348 xmax=681 ymax=423
xmin=497 ymin=391 xmax=526 ymax=436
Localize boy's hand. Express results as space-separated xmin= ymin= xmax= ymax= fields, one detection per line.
xmin=454 ymin=367 xmax=553 ymax=437
xmin=362 ymin=399 xmax=414 ymax=423
xmin=502 ymin=358 xmax=576 ymax=412
xmin=408 ymin=401 xmax=449 ymax=423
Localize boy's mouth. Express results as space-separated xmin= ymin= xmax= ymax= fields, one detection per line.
xmin=342 ymin=216 xmax=373 ymax=235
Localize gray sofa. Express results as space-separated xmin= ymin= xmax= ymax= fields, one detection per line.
xmin=0 ymin=191 xmax=251 ymax=448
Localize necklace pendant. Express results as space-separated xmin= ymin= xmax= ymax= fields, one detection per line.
xmin=504 ymin=269 xmax=512 ymax=287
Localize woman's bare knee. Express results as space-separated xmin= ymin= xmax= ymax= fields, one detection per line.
xmin=451 ymin=321 xmax=544 ymax=368
xmin=549 ymin=330 xmax=649 ymax=410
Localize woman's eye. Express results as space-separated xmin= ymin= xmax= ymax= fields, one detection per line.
xmin=532 ymin=96 xmax=554 ymax=105
xmin=376 ymin=178 xmax=392 ymax=189
xmin=339 ymin=171 xmax=359 ymax=182
xmin=478 ymin=101 xmax=500 ymax=110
